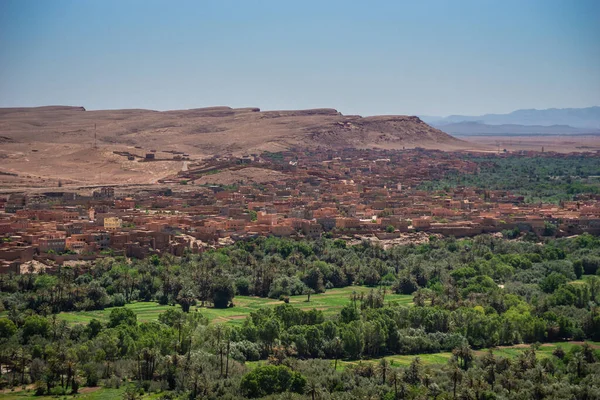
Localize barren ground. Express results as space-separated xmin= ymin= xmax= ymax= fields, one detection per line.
xmin=459 ymin=134 xmax=600 ymax=153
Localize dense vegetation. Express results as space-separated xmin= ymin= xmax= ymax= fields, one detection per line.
xmin=1 ymin=234 xmax=600 ymax=398
xmin=420 ymin=154 xmax=600 ymax=203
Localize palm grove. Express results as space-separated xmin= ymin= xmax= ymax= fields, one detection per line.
xmin=1 ymin=234 xmax=600 ymax=399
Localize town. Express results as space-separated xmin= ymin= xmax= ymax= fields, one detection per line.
xmin=2 ymin=148 xmax=599 ymax=274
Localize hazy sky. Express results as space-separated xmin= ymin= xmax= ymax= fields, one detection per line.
xmin=1 ymin=0 xmax=599 ymax=116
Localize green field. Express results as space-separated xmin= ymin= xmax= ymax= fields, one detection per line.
xmin=0 ymin=386 xmax=172 ymax=400
xmin=57 ymin=286 xmax=412 ymax=326
xmin=335 ymin=341 xmax=600 ymax=369
xmin=569 ymin=274 xmax=595 ymax=285
xmin=244 ymin=340 xmax=600 ymax=371
xmin=0 ymin=387 xmax=126 ymax=400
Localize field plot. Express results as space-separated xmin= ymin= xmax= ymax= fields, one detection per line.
xmin=568 ymin=274 xmax=595 ymax=285
xmin=0 ymin=387 xmax=126 ymax=400
xmin=336 ymin=341 xmax=600 ymax=369
xmin=57 ymin=302 xmax=177 ymax=324
xmin=57 ymin=286 xmax=412 ymax=326
xmin=0 ymin=387 xmax=171 ymax=400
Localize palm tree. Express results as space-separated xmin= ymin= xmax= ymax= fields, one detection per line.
xmin=14 ymin=346 xmax=30 ymax=386
xmin=305 ymin=287 xmax=315 ymax=302
xmin=500 ymin=370 xmax=516 ymax=394
xmin=377 ymin=358 xmax=390 ymax=385
xmin=123 ymin=385 xmax=141 ymax=400
xmin=332 ymin=336 xmax=343 ymax=370
xmin=210 ymin=324 xmax=230 ymax=377
xmin=581 ymin=342 xmax=596 ymax=363
xmin=428 ymin=382 xmax=442 ymax=400
xmin=413 ymin=290 xmax=425 ymax=307
xmin=452 ymin=344 xmax=473 ymax=370
xmin=306 ymin=380 xmax=323 ymax=400
xmin=176 ymin=288 xmax=196 ymax=313
xmin=447 ymin=359 xmax=462 ymax=399
xmin=389 ymin=369 xmax=404 ymax=399
xmin=351 ymin=290 xmax=358 ymax=310
xmin=569 ymin=351 xmax=586 ymax=378
xmin=404 ymin=357 xmax=422 ymax=386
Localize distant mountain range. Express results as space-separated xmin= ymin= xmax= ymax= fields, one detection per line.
xmin=434 ymin=121 xmax=600 ymax=136
xmin=421 ymin=106 xmax=600 ymax=135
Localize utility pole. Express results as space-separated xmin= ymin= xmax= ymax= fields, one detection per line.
xmin=93 ymin=123 xmax=97 ymax=149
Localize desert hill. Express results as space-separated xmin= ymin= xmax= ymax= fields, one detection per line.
xmin=0 ymin=105 xmax=477 ymax=187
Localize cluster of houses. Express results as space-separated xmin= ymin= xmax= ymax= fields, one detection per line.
xmin=1 ymin=148 xmax=599 ymax=274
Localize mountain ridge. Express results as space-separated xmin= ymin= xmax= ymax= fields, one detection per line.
xmin=435 ymin=121 xmax=600 ymax=136
xmin=421 ymin=106 xmax=600 ymax=129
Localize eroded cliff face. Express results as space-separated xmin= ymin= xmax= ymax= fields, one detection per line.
xmin=0 ymin=105 xmax=464 ymax=148
xmin=304 ymin=114 xmax=463 ymax=148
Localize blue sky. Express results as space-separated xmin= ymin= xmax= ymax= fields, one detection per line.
xmin=0 ymin=0 xmax=598 ymax=116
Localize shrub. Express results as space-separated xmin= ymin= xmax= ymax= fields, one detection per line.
xmin=240 ymin=365 xmax=306 ymax=398
xmin=108 ymin=307 xmax=137 ymax=328
xmin=268 ymin=276 xmax=307 ymax=298
xmin=111 ymin=293 xmax=126 ymax=307
xmin=82 ymin=363 xmax=99 ymax=387
xmin=231 ymin=340 xmax=261 ymax=362
xmin=235 ymin=277 xmax=251 ymax=296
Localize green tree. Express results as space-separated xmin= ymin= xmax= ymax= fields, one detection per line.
xmin=539 ymin=272 xmax=568 ymax=293
xmin=240 ymin=365 xmax=306 ymax=398
xmin=303 ymin=267 xmax=325 ymax=293
xmin=446 ymin=358 xmax=463 ymax=399
xmin=177 ymin=288 xmax=196 ymax=312
xmin=107 ymin=307 xmax=137 ymax=328
xmin=249 ymin=210 xmax=258 ymax=221
xmin=306 ymin=380 xmax=323 ymax=400
xmin=377 ymin=358 xmax=390 ymax=384
xmin=586 ymin=275 xmax=600 ymax=302
xmin=22 ymin=315 xmax=50 ymax=343
xmin=0 ymin=318 xmax=17 ymax=339
xmin=404 ymin=357 xmax=422 ymax=385
xmin=543 ymin=221 xmax=558 ymax=236
xmin=86 ymin=319 xmax=103 ymax=339
xmin=258 ymin=318 xmax=280 ymax=353
xmin=574 ymin=260 xmax=584 ymax=279
xmin=211 ymin=277 xmax=235 ymax=308
xmin=452 ymin=345 xmax=474 ymax=370
xmin=342 ymin=321 xmax=364 ymax=359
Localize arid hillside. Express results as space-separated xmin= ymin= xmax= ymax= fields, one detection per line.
xmin=0 ymin=106 xmax=478 ymax=187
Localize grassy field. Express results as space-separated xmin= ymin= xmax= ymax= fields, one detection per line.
xmin=245 ymin=340 xmax=600 ymax=371
xmin=0 ymin=387 xmax=126 ymax=400
xmin=569 ymin=274 xmax=595 ymax=285
xmin=0 ymin=386 xmax=171 ymax=400
xmin=57 ymin=286 xmax=412 ymax=326
xmin=335 ymin=340 xmax=600 ymax=369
